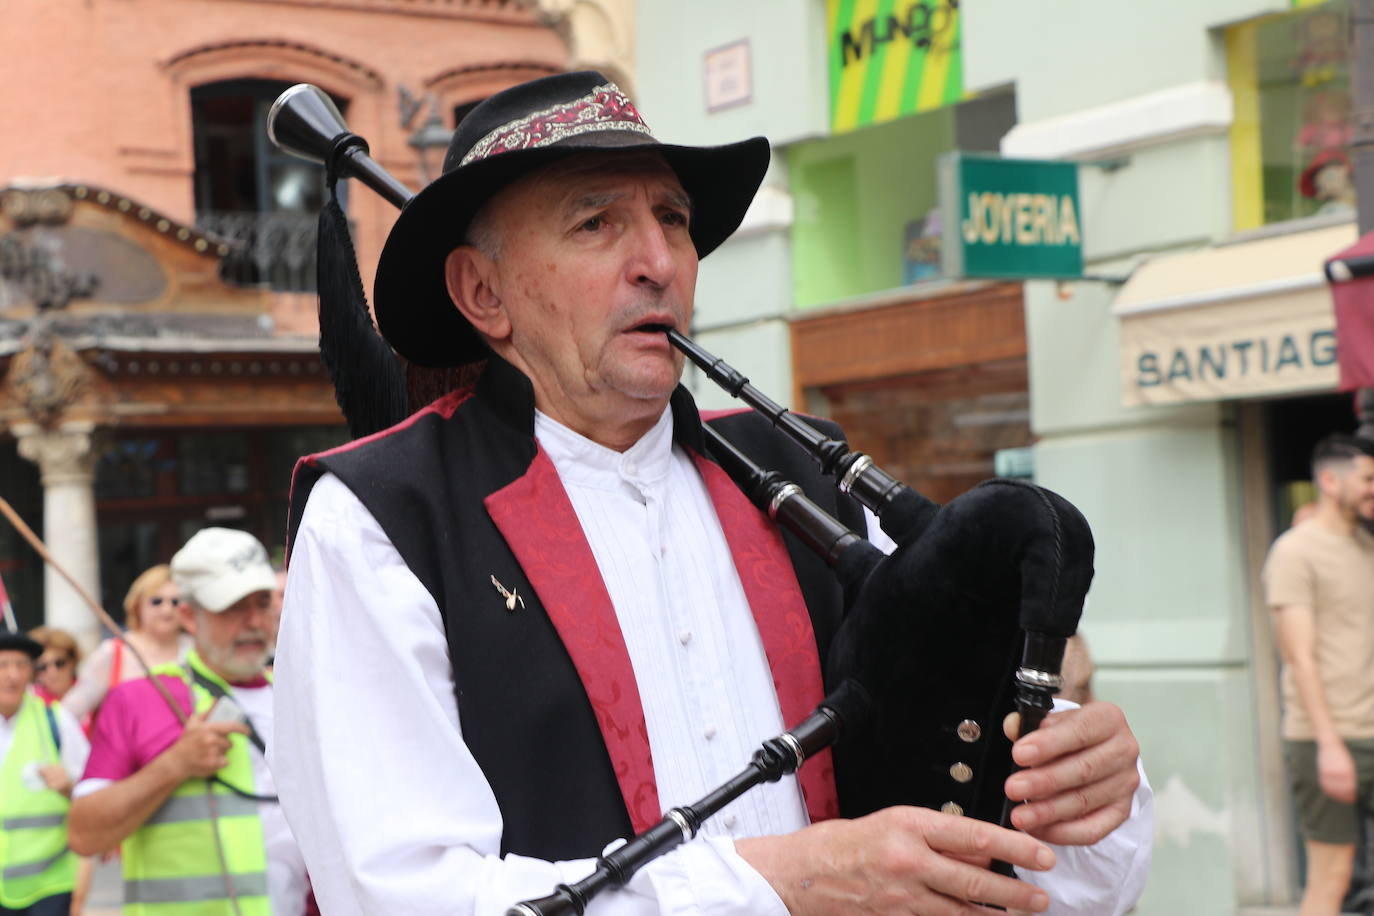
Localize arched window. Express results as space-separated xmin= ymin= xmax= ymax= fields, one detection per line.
xmin=191 ymin=78 xmax=347 ymax=291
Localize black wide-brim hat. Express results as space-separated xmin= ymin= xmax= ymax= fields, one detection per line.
xmin=0 ymin=631 xmax=42 ymax=660
xmin=374 ymin=70 xmax=771 ymax=368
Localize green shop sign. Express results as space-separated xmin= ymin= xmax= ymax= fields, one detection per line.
xmin=937 ymin=153 xmax=1083 ymax=280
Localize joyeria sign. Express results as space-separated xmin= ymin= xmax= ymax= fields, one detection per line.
xmin=937 ymin=153 xmax=1084 ymax=280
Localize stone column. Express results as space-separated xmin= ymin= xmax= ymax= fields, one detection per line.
xmin=13 ymin=422 xmax=101 ymax=652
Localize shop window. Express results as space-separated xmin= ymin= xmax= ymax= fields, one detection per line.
xmin=1228 ymin=1 xmax=1354 ymax=231
xmin=178 ymin=432 xmax=250 ymax=497
xmin=93 ymin=425 xmax=345 ymax=620
xmin=191 ymin=79 xmax=347 ymax=292
xmin=96 ymin=438 xmax=161 ymax=501
xmin=789 ymin=91 xmax=1015 ymax=308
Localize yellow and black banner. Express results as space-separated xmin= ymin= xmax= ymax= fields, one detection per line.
xmin=828 ymin=0 xmax=964 ymax=134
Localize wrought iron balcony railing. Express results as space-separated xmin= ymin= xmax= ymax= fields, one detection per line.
xmin=196 ymin=210 xmax=318 ymax=293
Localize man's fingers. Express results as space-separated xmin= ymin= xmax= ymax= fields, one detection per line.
xmin=1003 ymin=711 xmax=1022 ymax=743
xmin=918 ymin=853 xmax=1050 ymax=914
xmin=1006 ymin=725 xmax=1138 ymax=801
xmin=205 ymin=720 xmax=251 ymax=737
xmin=945 ymin=852 xmax=994 ymax=868
xmin=1320 ymin=777 xmax=1357 ymax=804
xmin=1009 ymin=764 xmax=1140 ymax=831
xmin=1012 ymin=703 xmax=1132 ymax=768
xmin=922 ymin=815 xmax=1055 ymax=872
xmin=1020 ymin=800 xmax=1132 ymax=847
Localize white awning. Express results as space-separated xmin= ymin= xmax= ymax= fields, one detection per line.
xmin=1115 ymin=222 xmax=1355 ymax=406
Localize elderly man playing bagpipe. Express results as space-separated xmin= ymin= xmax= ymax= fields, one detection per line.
xmin=273 ymin=71 xmax=1152 ymax=915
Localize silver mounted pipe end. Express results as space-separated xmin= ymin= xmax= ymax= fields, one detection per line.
xmin=665 ymin=808 xmax=696 ymax=843
xmin=1015 ymin=667 xmax=1063 ymax=690
xmin=768 ymin=483 xmax=802 ymax=519
xmin=778 ymin=731 xmax=806 ymax=770
xmin=838 ymin=454 xmax=873 ymax=495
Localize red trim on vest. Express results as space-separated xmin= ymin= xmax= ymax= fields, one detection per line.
xmin=303 ymin=386 xmax=476 ymax=469
xmin=691 ymin=454 xmax=840 ymax=824
xmin=699 ymin=408 xmax=750 ymax=421
xmin=485 ymin=448 xmax=660 ymax=834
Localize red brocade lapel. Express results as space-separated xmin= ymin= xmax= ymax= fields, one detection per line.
xmin=691 ymin=453 xmax=840 ymax=824
xmin=485 ymin=448 xmax=662 ymax=834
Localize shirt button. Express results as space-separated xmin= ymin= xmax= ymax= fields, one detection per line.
xmin=724 ymin=814 xmax=738 ymax=830
xmin=624 ymin=461 xmax=638 ymax=476
xmin=704 ymin=725 xmax=717 ymax=740
xmin=678 ymin=630 xmax=692 ymax=646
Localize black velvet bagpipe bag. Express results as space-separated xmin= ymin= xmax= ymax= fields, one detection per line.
xmin=825 ymin=478 xmax=1096 ymax=825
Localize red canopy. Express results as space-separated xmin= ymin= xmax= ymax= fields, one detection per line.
xmin=1326 ymin=228 xmax=1374 ymax=390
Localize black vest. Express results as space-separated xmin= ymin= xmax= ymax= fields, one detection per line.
xmin=287 ymin=357 xmax=865 ymax=861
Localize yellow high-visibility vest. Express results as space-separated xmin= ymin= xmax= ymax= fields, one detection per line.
xmin=0 ymin=692 xmax=76 ymax=908
xmin=120 ymin=651 xmax=270 ymax=915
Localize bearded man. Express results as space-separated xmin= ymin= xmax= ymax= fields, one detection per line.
xmin=68 ymin=527 xmax=308 ymax=915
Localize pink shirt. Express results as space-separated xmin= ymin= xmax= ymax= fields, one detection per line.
xmin=80 ymin=671 xmax=268 ymax=782
xmin=81 ymin=674 xmax=194 ymax=782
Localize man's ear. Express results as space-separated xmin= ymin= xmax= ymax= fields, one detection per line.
xmin=179 ymin=603 xmax=198 ymax=637
xmin=445 ymin=247 xmax=511 ymax=343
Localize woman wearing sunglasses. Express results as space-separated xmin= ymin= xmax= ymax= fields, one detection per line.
xmin=61 ymin=565 xmax=192 ymax=721
xmin=27 ymin=627 xmax=81 ymax=703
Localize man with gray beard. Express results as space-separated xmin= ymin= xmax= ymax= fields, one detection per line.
xmin=68 ymin=527 xmax=307 ymax=915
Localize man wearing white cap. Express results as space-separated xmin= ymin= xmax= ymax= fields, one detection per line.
xmin=68 ymin=527 xmax=308 ymax=915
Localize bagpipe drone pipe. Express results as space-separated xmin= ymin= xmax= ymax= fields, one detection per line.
xmin=266 ymin=83 xmax=1097 ymax=910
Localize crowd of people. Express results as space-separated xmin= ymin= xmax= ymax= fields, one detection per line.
xmin=0 ymin=526 xmax=296 ymax=915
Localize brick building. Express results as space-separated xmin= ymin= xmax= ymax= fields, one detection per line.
xmin=0 ymin=0 xmax=635 ymax=645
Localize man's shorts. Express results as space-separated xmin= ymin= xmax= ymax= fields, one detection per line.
xmin=1285 ymin=738 xmax=1374 ymax=845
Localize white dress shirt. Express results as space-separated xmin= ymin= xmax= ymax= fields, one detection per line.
xmin=0 ymin=695 xmax=88 ymax=787
xmin=273 ymin=407 xmax=1151 ymax=915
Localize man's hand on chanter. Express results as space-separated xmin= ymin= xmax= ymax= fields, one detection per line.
xmin=736 ymin=805 xmax=1055 ymax=915
xmin=1001 ymin=701 xmax=1141 ymax=846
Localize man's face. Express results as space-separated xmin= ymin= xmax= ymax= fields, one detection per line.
xmin=449 ymin=153 xmax=698 ymax=443
xmin=182 ymin=591 xmax=273 ymax=682
xmin=0 ymin=650 xmax=33 ymax=717
xmin=1326 ymin=454 xmax=1374 ymax=520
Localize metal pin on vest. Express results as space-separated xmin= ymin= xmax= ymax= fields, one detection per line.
xmin=490 ymin=575 xmax=525 ymax=612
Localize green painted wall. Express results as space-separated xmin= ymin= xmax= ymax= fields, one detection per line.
xmin=788 ymin=108 xmax=956 ymax=307
xmin=635 ymin=0 xmax=828 ymax=148
xmin=962 ymin=0 xmax=1288 ymax=121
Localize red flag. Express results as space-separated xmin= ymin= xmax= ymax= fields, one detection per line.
xmin=1327 ymin=229 xmax=1374 ymax=390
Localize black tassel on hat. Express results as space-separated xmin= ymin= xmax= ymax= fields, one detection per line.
xmin=315 ymin=177 xmax=408 ymax=439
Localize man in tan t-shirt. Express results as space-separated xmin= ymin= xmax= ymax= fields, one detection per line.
xmin=1264 ymin=433 xmax=1374 ymax=916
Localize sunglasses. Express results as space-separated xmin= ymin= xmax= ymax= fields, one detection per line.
xmin=148 ymin=596 xmax=181 ymax=607
xmin=34 ymin=657 xmax=71 ymax=674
